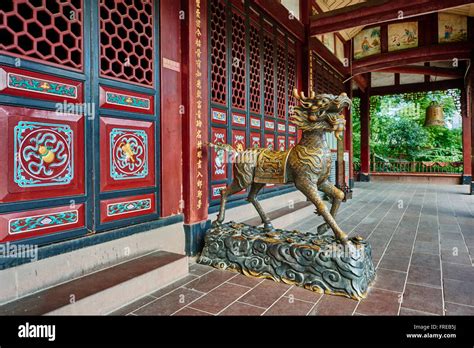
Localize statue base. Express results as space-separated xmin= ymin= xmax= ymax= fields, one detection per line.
xmin=198 ymin=222 xmax=376 ymax=300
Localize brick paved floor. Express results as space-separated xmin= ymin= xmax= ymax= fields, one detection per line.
xmin=111 ymin=183 xmax=474 ymax=316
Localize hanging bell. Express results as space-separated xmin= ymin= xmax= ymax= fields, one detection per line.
xmin=424 ymin=101 xmax=445 ymax=127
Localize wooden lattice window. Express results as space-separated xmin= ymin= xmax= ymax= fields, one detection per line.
xmin=287 ymin=46 xmax=297 ymax=112
xmin=0 ymin=0 xmax=83 ymax=70
xmin=276 ymin=42 xmax=286 ymax=119
xmin=210 ymin=0 xmax=227 ymax=105
xmin=99 ymin=0 xmax=154 ymax=86
xmin=231 ymin=11 xmax=246 ymax=110
xmin=312 ymin=52 xmax=343 ymax=95
xmin=263 ymin=32 xmax=275 ymax=117
xmin=249 ymin=23 xmax=261 ymax=114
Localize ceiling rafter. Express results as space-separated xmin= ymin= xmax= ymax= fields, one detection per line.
xmin=376 ymin=65 xmax=464 ymax=78
xmin=310 ymin=0 xmax=474 ymax=36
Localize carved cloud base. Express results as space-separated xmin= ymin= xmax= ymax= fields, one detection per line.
xmin=198 ymin=222 xmax=376 ymax=300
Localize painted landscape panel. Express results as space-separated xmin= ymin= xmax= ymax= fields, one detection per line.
xmin=354 ymin=27 xmax=381 ymax=59
xmin=388 ymin=22 xmax=418 ymax=52
xmin=438 ymin=13 xmax=468 ymax=43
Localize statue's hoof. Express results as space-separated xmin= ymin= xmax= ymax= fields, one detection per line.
xmin=211 ymin=220 xmax=222 ymax=228
xmin=263 ymin=223 xmax=274 ymax=231
xmin=338 ymin=236 xmax=350 ymax=245
xmin=316 ymin=223 xmax=330 ymax=235
xmin=350 ymin=235 xmax=364 ymax=244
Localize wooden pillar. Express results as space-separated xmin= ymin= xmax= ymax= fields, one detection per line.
xmin=160 ymin=0 xmax=183 ymax=217
xmin=344 ymin=81 xmax=354 ymax=188
xmin=461 ymin=86 xmax=472 ymax=186
xmin=181 ymin=0 xmax=211 ymax=255
xmin=359 ymin=75 xmax=371 ymax=182
xmin=299 ymin=0 xmax=311 ymax=95
xmin=469 ymin=58 xmax=474 ymax=194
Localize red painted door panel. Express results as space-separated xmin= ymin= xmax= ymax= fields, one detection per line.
xmin=99 ymin=86 xmax=154 ymax=115
xmin=100 ymin=193 xmax=156 ymax=223
xmin=250 ymin=132 xmax=261 ymax=148
xmin=210 ymin=127 xmax=227 ymax=181
xmin=0 ymin=66 xmax=84 ymax=104
xmin=100 ymin=117 xmax=155 ymax=192
xmin=264 ymin=133 xmax=275 ymax=150
xmin=0 ymin=204 xmax=85 ymax=243
xmin=232 ymin=129 xmax=246 ymax=151
xmin=0 ymin=106 xmax=84 ymax=203
xmin=277 ymin=135 xmax=286 ymax=151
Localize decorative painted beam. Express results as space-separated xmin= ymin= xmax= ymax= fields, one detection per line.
xmin=351 ymin=42 xmax=473 ymax=75
xmin=354 ymin=78 xmax=464 ymax=96
xmin=309 ymin=0 xmax=474 ymax=35
xmin=377 ymin=65 xmax=464 ymax=78
xmin=253 ymin=0 xmax=305 ymax=41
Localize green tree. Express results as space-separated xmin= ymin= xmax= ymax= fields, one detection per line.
xmin=350 ymin=89 xmax=462 ymax=164
xmin=385 ymin=117 xmax=428 ymax=160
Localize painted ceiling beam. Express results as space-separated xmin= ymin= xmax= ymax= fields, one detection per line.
xmin=353 ymin=78 xmax=464 ymax=96
xmin=377 ymin=65 xmax=464 ymax=78
xmin=351 ymin=42 xmax=473 ymax=75
xmin=309 ymin=0 xmax=473 ymax=36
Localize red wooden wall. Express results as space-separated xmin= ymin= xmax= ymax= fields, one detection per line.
xmin=160 ymin=0 xmax=183 ymax=217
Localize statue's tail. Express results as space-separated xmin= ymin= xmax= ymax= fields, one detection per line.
xmin=208 ymin=142 xmax=238 ymax=153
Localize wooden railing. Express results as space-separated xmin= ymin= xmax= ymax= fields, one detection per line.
xmin=372 ymin=161 xmax=463 ymax=174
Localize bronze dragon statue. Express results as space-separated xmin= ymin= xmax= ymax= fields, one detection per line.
xmin=210 ymin=89 xmax=352 ymax=244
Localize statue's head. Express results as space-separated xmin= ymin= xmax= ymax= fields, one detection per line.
xmin=291 ymin=89 xmax=351 ymax=140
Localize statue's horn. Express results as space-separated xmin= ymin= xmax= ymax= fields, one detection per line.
xmin=293 ymin=88 xmax=300 ymax=100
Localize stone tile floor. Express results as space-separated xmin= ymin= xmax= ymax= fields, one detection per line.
xmin=111 ymin=183 xmax=474 ymax=316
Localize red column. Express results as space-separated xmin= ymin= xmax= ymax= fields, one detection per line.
xmin=160 ymin=0 xmax=183 ymax=216
xmin=299 ymin=0 xmax=311 ymax=95
xmin=181 ymin=0 xmax=210 ymax=254
xmin=469 ymin=61 xmax=474 ymax=194
xmin=461 ymin=87 xmax=472 ymax=185
xmin=344 ymin=81 xmax=354 ymax=187
xmin=359 ymin=86 xmax=371 ymax=181
xmin=296 ymin=39 xmax=304 ymax=142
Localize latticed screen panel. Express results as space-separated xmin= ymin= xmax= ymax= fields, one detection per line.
xmin=276 ymin=43 xmax=286 ymax=119
xmin=209 ymin=0 xmax=300 ymax=203
xmin=0 ymin=0 xmax=83 ymax=70
xmin=249 ymin=24 xmax=261 ymax=114
xmin=99 ymin=0 xmax=153 ymax=86
xmin=287 ymin=47 xmax=297 ymax=112
xmin=210 ymin=0 xmax=227 ymax=105
xmin=312 ymin=52 xmax=343 ymax=95
xmin=263 ymin=33 xmax=275 ymax=118
xmin=231 ymin=11 xmax=246 ymax=110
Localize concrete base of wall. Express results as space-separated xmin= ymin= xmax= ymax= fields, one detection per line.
xmin=370 ymin=173 xmax=462 ymax=185
xmin=0 ymin=189 xmax=307 ymax=306
xmin=0 ymin=221 xmax=186 ymax=305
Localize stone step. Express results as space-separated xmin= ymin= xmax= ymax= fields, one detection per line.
xmin=0 ymin=250 xmax=187 ymax=315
